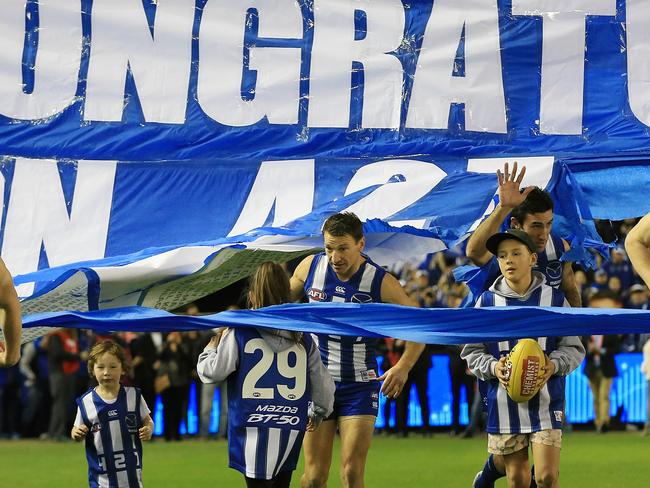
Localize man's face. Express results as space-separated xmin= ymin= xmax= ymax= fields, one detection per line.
xmin=496 ymin=239 xmax=537 ymax=283
xmin=512 ymin=210 xmax=553 ymax=252
xmin=324 ymin=232 xmax=365 ymax=279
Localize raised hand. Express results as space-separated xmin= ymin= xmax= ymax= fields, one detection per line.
xmin=496 ymin=162 xmax=534 ymax=210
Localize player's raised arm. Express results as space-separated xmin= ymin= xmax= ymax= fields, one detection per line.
xmin=466 ymin=162 xmax=534 ymax=266
xmin=626 ymin=213 xmax=650 ymax=287
xmin=289 ymin=255 xmax=314 ymax=302
xmin=377 ymin=273 xmax=425 ymax=398
xmin=0 ymin=257 xmax=21 ymax=367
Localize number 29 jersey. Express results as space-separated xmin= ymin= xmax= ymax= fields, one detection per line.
xmin=228 ymin=328 xmax=313 ymax=480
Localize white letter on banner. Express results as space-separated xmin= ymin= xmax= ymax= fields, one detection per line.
xmin=228 ymin=160 xmax=315 ymax=237
xmin=84 ymin=0 xmax=194 ymax=123
xmin=627 ymin=0 xmax=650 ymax=127
xmin=1 ymin=159 xmax=117 ymax=295
xmin=0 ymin=0 xmax=82 ymax=120
xmin=512 ymin=1 xmax=616 ymax=135
xmin=406 ymin=0 xmax=506 ymax=133
xmin=197 ymin=1 xmax=303 ymax=126
xmin=308 ymin=0 xmax=405 ymax=128
xmin=343 ymin=160 xmax=447 ymax=227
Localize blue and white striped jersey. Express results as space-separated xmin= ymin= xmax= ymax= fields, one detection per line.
xmin=303 ymin=252 xmax=385 ymax=382
xmin=476 ymin=282 xmax=569 ymax=434
xmin=75 ymin=386 xmax=150 ymax=488
xmin=228 ymin=328 xmax=313 ymax=480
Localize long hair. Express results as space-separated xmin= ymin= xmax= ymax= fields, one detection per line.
xmin=87 ymin=340 xmax=130 ymax=377
xmin=248 ymin=262 xmax=302 ymax=343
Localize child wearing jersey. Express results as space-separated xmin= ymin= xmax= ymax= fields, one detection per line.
xmin=72 ymin=340 xmax=154 ymax=488
xmin=461 ymin=229 xmax=584 ymax=488
xmin=197 ymin=262 xmax=335 ymax=488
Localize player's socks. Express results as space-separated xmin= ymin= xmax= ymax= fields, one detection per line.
xmin=473 ymin=454 xmax=505 ymax=487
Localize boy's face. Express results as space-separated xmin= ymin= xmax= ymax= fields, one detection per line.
xmin=496 ymin=239 xmax=537 ymax=283
xmin=93 ymin=352 xmax=123 ymax=388
xmin=512 ymin=210 xmax=553 ymax=252
xmin=324 ymin=232 xmax=365 ymax=280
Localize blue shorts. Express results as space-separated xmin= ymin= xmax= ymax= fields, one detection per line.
xmin=326 ymin=381 xmax=380 ymax=420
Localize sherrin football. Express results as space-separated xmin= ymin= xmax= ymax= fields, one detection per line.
xmin=505 ymin=338 xmax=546 ymax=403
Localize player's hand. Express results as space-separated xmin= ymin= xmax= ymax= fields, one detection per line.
xmin=139 ymin=424 xmax=153 ymax=441
xmin=0 ymin=341 xmax=20 ymax=367
xmin=537 ymin=355 xmax=556 ymax=389
xmin=378 ymin=364 xmax=408 ymax=398
xmin=71 ymin=425 xmax=89 ymax=441
xmin=496 ymin=162 xmax=534 ymax=210
xmin=495 ymin=356 xmax=510 ymax=388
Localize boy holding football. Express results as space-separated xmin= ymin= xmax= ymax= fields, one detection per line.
xmin=461 ymin=229 xmax=585 ymax=488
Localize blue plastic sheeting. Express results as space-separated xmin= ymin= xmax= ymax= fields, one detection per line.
xmin=22 ymin=302 xmax=650 ymax=344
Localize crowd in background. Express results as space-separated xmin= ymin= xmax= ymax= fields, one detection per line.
xmin=1 ymin=219 xmax=650 ymax=441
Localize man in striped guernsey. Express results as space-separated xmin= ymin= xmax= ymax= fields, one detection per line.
xmin=465 ymin=162 xmax=581 ymax=307
xmin=462 ymin=229 xmax=584 ymax=488
xmin=72 ymin=341 xmax=153 ymax=488
xmin=290 ymin=212 xmax=424 ymax=488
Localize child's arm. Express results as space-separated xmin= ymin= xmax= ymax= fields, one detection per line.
xmin=71 ymin=424 xmax=89 ymax=441
xmin=196 ymin=328 xmax=239 ymax=383
xmin=547 ymin=336 xmax=586 ymax=377
xmin=139 ymin=415 xmax=154 ymax=441
xmin=460 ymin=343 xmax=498 ymax=381
xmin=306 ymin=341 xmax=335 ymax=430
xmin=71 ymin=407 xmax=89 ymax=441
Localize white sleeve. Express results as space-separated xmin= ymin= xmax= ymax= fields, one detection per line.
xmin=307 ymin=341 xmax=335 ymax=418
xmin=140 ymin=396 xmax=151 ymax=420
xmin=74 ymin=407 xmax=83 ymax=427
xmin=197 ymin=329 xmax=239 ymax=383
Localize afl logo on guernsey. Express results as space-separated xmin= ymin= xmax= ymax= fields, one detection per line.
xmin=545 ymin=261 xmax=563 ymax=281
xmin=307 ymin=288 xmax=327 ymax=301
xmin=351 ymin=293 xmax=373 ymax=303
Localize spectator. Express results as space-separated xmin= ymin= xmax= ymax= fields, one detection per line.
xmin=603 ymin=247 xmax=634 ymax=291
xmin=130 ymin=332 xmax=159 ymax=418
xmin=158 ymin=332 xmax=191 ymax=441
xmin=47 ymin=328 xmax=85 ymax=441
xmin=583 ymin=291 xmax=623 ymax=434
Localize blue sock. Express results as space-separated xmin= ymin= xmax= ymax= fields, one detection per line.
xmin=475 ymin=455 xmax=505 ymax=487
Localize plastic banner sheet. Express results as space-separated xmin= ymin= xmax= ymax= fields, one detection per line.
xmin=20 ymin=303 xmax=650 ymax=345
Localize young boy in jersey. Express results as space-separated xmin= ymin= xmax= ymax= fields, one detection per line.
xmin=461 ymin=229 xmax=585 ymax=488
xmin=72 ymin=340 xmax=154 ymax=488
xmin=197 ymin=262 xmax=335 ymax=488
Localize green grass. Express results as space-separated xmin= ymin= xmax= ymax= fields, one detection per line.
xmin=1 ymin=432 xmax=648 ymax=487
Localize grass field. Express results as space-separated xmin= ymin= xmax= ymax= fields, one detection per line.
xmin=1 ymin=432 xmax=648 ymax=487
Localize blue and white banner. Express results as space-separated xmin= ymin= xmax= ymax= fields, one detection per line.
xmin=2 ymin=0 xmax=650 ymax=160
xmin=21 ymin=303 xmax=650 ymax=345
xmin=1 ymin=0 xmax=650 ymax=328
